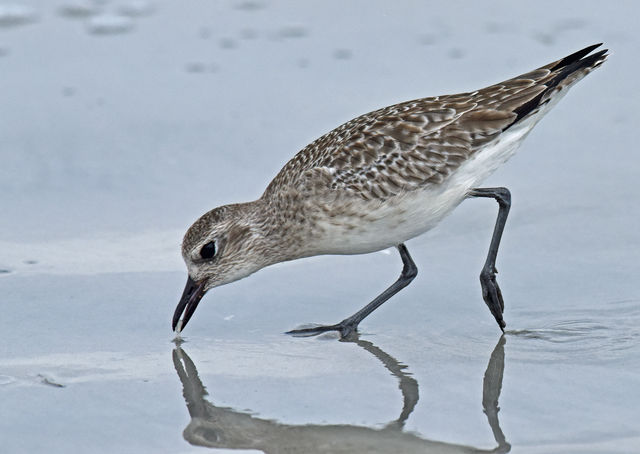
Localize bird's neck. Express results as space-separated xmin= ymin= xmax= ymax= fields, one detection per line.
xmin=244 ymin=196 xmax=311 ymax=266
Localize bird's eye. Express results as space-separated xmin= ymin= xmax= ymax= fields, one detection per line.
xmin=200 ymin=241 xmax=216 ymax=260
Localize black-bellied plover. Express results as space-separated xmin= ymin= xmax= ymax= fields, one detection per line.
xmin=173 ymin=44 xmax=608 ymax=338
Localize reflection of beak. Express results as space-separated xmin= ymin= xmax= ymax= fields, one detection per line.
xmin=172 ymin=276 xmax=206 ymax=333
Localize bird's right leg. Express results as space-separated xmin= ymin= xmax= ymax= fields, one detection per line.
xmin=467 ymin=187 xmax=511 ymax=331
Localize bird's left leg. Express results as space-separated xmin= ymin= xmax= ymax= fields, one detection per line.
xmin=286 ymin=243 xmax=418 ymax=339
xmin=467 ymin=187 xmax=511 ymax=331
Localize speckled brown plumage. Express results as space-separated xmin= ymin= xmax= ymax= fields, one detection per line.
xmin=264 ymin=44 xmax=607 ymax=201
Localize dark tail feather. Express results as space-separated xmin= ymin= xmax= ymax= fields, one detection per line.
xmin=550 ymin=43 xmax=603 ymax=71
xmin=545 ymin=48 xmax=608 ymax=92
xmin=511 ymin=44 xmax=608 ymax=125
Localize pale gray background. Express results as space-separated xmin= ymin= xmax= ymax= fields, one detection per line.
xmin=1 ymin=1 xmax=639 ymax=453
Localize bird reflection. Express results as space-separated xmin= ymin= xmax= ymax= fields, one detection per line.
xmin=172 ymin=335 xmax=510 ymax=453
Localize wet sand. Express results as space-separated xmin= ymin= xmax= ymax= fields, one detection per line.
xmin=1 ymin=1 xmax=639 ymax=452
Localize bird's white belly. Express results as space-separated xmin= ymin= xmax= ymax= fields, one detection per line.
xmin=312 ymin=120 xmax=535 ymax=255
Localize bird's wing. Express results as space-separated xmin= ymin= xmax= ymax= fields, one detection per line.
xmin=264 ymin=44 xmax=607 ymax=200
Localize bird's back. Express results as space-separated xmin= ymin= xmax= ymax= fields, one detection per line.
xmin=263 ymin=44 xmax=607 ymax=202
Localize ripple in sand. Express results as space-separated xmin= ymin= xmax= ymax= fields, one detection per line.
xmin=277 ymin=25 xmax=307 ymax=39
xmin=58 ymin=1 xmax=100 ymax=19
xmin=87 ymin=14 xmax=134 ymax=35
xmin=117 ymin=1 xmax=154 ymax=18
xmin=0 ymin=375 xmax=16 ymax=385
xmin=0 ymin=3 xmax=38 ymax=28
xmin=233 ymin=1 xmax=266 ymax=11
xmin=333 ymin=49 xmax=352 ymax=60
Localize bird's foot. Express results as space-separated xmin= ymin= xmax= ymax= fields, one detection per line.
xmin=286 ymin=320 xmax=358 ymax=339
xmin=480 ymin=267 xmax=507 ymax=332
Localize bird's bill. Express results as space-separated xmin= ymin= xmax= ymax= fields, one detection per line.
xmin=172 ymin=276 xmax=206 ymax=333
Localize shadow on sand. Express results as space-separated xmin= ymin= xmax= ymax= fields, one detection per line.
xmin=172 ymin=335 xmax=510 ymax=453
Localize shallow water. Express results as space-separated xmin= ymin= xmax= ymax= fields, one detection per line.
xmin=1 ymin=1 xmax=639 ymax=453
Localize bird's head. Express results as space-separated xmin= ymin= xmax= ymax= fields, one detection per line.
xmin=172 ymin=202 xmax=270 ymax=333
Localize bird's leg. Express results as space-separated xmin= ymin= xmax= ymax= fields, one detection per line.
xmin=467 ymin=187 xmax=511 ymax=331
xmin=286 ymin=243 xmax=418 ymax=339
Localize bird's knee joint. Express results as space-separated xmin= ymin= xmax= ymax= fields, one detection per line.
xmin=479 ymin=268 xmax=495 ymax=282
xmin=498 ymin=188 xmax=511 ymax=207
xmin=404 ymin=265 xmax=418 ymax=280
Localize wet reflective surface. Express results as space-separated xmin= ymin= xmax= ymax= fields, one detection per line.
xmin=173 ymin=336 xmax=510 ymax=453
xmin=1 ymin=1 xmax=639 ymax=453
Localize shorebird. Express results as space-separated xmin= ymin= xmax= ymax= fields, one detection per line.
xmin=173 ymin=44 xmax=607 ymax=338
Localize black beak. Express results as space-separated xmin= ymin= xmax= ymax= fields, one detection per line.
xmin=172 ymin=276 xmax=207 ymax=332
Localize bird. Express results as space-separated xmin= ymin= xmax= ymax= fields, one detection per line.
xmin=172 ymin=44 xmax=608 ymax=338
